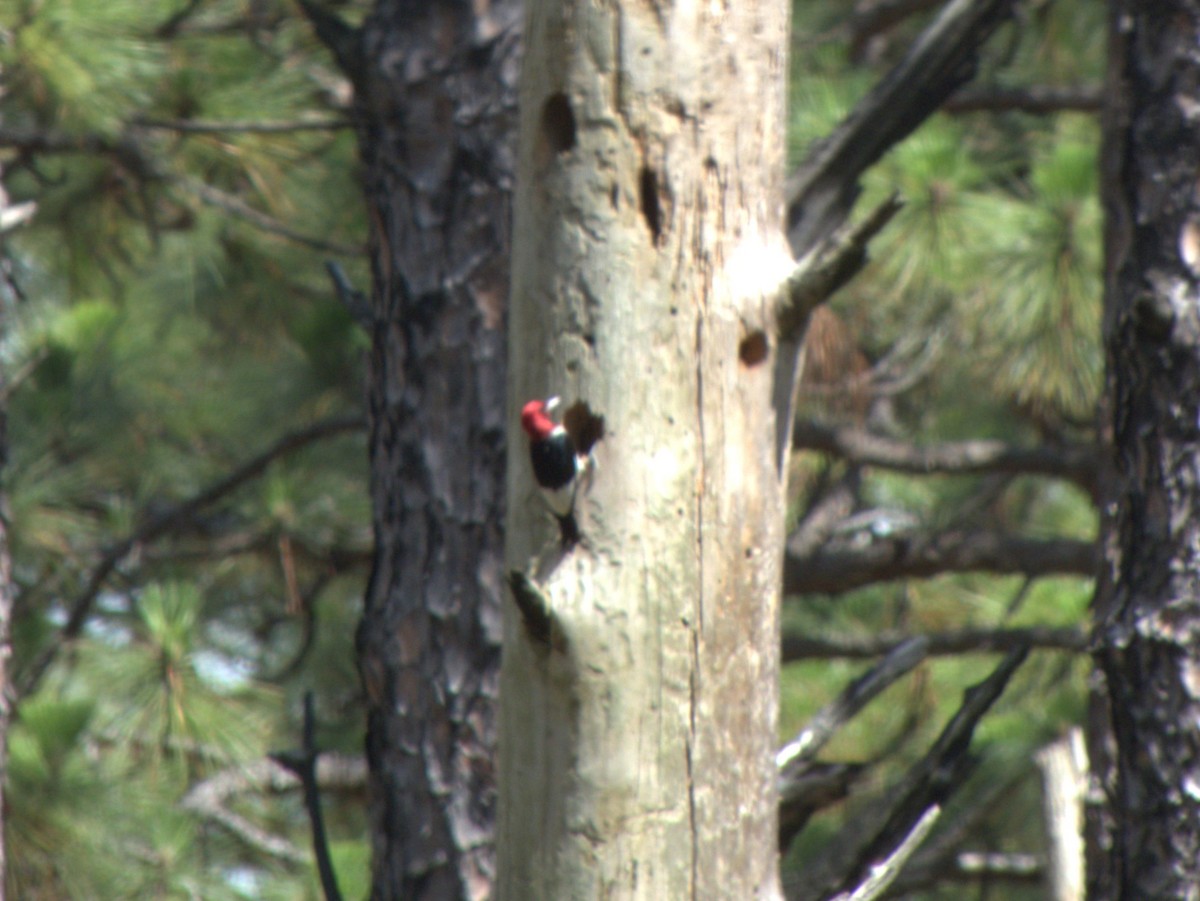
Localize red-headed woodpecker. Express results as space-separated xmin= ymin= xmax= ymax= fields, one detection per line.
xmin=521 ymin=396 xmax=585 ymax=547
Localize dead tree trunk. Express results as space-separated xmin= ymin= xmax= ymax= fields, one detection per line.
xmin=499 ymin=1 xmax=791 ymax=897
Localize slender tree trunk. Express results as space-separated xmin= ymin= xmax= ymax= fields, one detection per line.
xmin=0 ymin=155 xmax=23 ymax=901
xmin=499 ymin=2 xmax=791 ymax=897
xmin=350 ymin=2 xmax=520 ymax=897
xmin=0 ymin=329 xmax=11 ymax=901
xmin=1089 ymin=0 xmax=1200 ymax=896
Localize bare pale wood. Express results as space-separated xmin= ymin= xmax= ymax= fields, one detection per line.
xmin=500 ymin=2 xmax=791 ymax=898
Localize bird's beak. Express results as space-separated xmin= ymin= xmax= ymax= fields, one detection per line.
xmin=545 ymin=396 xmax=561 ymax=412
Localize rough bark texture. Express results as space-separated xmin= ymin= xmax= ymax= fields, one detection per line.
xmin=1089 ymin=0 xmax=1200 ymax=896
xmin=351 ymin=2 xmax=521 ymax=898
xmin=499 ymin=2 xmax=790 ymax=898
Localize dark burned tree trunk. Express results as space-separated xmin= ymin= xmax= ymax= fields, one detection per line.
xmin=344 ymin=2 xmax=520 ymax=898
xmin=1089 ymin=0 xmax=1200 ymax=896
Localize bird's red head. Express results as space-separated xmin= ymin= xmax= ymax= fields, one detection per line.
xmin=521 ymin=397 xmax=559 ymax=441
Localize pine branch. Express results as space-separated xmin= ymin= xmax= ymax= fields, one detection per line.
xmin=134 ymin=116 xmax=352 ymax=134
xmin=793 ymin=420 xmax=1098 ymax=494
xmin=182 ymin=179 xmax=364 ymax=257
xmin=0 ymin=125 xmax=364 ymax=256
xmin=140 ymin=530 xmax=370 ymax=572
xmin=782 ymin=625 xmax=1087 ymax=662
xmin=15 ymin=415 xmax=366 ymax=699
xmin=784 ymin=528 xmax=1097 ymax=596
xmin=0 ymin=126 xmax=162 ymax=180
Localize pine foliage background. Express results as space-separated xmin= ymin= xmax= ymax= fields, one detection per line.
xmin=2 ymin=0 xmax=372 ymax=896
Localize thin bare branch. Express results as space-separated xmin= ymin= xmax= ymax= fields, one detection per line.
xmin=0 ymin=200 xmax=36 ymax=233
xmin=784 ymin=528 xmax=1097 ymax=596
xmin=793 ymin=420 xmax=1099 ymax=494
xmin=778 ymin=639 xmax=930 ymax=850
xmin=778 ymin=194 xmax=904 ymax=342
xmin=0 ymin=347 xmax=47 ymax=403
xmin=271 ymin=692 xmax=344 ymax=901
xmin=788 ymin=467 xmax=862 ymax=560
xmin=182 ymin=179 xmax=363 ymax=257
xmin=186 ymin=780 xmax=309 ymax=863
xmin=795 ymin=649 xmax=1030 ymax=901
xmin=885 ymin=767 xmax=1034 ymax=895
xmin=15 ymin=415 xmax=366 ymax=698
xmin=0 ymin=126 xmax=161 ymax=179
xmin=779 ymin=637 xmax=930 ymax=768
xmin=782 ymin=625 xmax=1087 ymax=662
